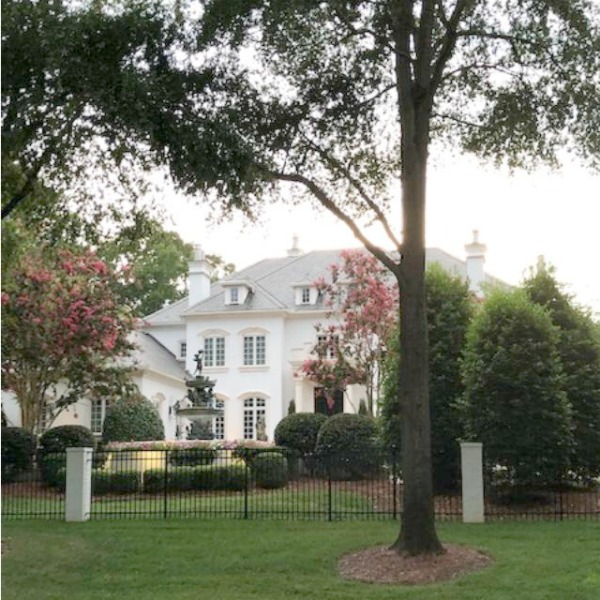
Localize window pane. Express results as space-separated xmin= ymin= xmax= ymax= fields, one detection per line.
xmin=204 ymin=338 xmax=214 ymax=367
xmin=91 ymin=399 xmax=104 ymax=434
xmin=243 ymin=336 xmax=254 ymax=366
xmin=215 ymin=337 xmax=225 ymax=366
xmin=256 ymin=336 xmax=266 ymax=365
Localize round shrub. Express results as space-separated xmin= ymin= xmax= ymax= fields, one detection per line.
xmin=315 ymin=414 xmax=381 ymax=480
xmin=274 ymin=413 xmax=328 ymax=456
xmin=38 ymin=425 xmax=95 ymax=455
xmin=38 ymin=425 xmax=95 ymax=485
xmin=169 ymin=448 xmax=216 ymax=467
xmin=252 ymin=452 xmax=288 ymax=489
xmin=102 ymin=395 xmax=164 ymax=443
xmin=1 ymin=427 xmax=36 ymax=483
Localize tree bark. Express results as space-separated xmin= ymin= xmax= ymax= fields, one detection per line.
xmin=389 ymin=82 xmax=443 ymax=551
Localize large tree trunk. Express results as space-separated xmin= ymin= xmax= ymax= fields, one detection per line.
xmin=390 ymin=139 xmax=443 ymax=555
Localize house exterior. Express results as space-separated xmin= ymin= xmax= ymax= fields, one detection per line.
xmin=2 ymin=232 xmax=501 ymax=441
xmin=144 ymin=232 xmax=501 ymax=442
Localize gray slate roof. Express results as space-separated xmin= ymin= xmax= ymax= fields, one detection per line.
xmin=144 ymin=248 xmax=505 ymax=323
xmin=125 ymin=331 xmax=188 ymax=381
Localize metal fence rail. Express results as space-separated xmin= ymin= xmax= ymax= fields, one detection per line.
xmin=2 ymin=449 xmax=598 ymax=522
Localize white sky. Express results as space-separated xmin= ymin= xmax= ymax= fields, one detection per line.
xmin=163 ymin=157 xmax=600 ymax=316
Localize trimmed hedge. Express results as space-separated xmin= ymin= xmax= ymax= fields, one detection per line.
xmin=1 ymin=427 xmax=36 ymax=483
xmin=38 ymin=425 xmax=95 ymax=485
xmin=169 ymin=448 xmax=216 ymax=467
xmin=274 ymin=413 xmax=328 ymax=456
xmin=315 ymin=414 xmax=381 ymax=480
xmin=102 ymin=396 xmax=164 ymax=443
xmin=143 ymin=464 xmax=247 ymax=493
xmin=51 ymin=468 xmax=141 ymax=494
xmin=252 ymin=452 xmax=288 ymax=489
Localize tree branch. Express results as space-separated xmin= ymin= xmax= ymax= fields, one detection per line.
xmin=265 ymin=168 xmax=402 ymax=278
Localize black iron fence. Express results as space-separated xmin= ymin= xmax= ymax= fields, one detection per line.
xmin=2 ymin=449 xmax=598 ymax=521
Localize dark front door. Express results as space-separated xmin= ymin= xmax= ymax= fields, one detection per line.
xmin=314 ymin=388 xmax=344 ymax=416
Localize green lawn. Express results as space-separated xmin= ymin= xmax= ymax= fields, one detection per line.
xmin=2 ymin=520 xmax=598 ymax=600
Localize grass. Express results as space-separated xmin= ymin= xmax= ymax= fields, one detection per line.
xmin=2 ymin=519 xmax=598 ymax=600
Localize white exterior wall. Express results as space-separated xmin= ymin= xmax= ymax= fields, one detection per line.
xmin=185 ymin=313 xmax=287 ymax=441
xmin=145 ymin=324 xmax=187 ymax=361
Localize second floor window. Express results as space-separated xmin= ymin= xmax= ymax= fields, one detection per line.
xmin=204 ymin=337 xmax=225 ymax=367
xmin=317 ymin=334 xmax=338 ymax=360
xmin=243 ymin=335 xmax=266 ymax=366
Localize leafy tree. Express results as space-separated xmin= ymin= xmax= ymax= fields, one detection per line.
xmin=381 ymin=264 xmax=474 ymax=491
xmin=6 ymin=0 xmax=598 ymax=554
xmin=301 ymin=250 xmax=397 ymax=415
xmin=1 ymin=247 xmax=137 ymax=432
xmin=98 ymin=218 xmax=195 ymax=316
xmin=523 ymin=260 xmax=600 ymax=481
xmin=461 ymin=289 xmax=572 ymax=489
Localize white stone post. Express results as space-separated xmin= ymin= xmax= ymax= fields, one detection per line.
xmin=460 ymin=442 xmax=485 ymax=523
xmin=65 ymin=447 xmax=93 ymax=522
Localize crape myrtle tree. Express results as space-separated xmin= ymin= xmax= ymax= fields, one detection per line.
xmin=1 ymin=248 xmax=137 ymax=433
xmin=5 ymin=0 xmax=599 ymax=554
xmin=523 ymin=260 xmax=600 ymax=481
xmin=301 ymin=250 xmax=397 ymax=415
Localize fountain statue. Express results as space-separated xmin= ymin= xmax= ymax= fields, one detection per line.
xmin=175 ymin=350 xmax=224 ymax=438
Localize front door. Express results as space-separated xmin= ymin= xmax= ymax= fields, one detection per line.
xmin=314 ymin=388 xmax=344 ymax=416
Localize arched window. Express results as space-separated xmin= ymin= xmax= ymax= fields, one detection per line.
xmin=242 ymin=397 xmax=267 ymax=440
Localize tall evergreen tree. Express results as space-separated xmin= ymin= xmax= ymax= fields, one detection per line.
xmin=523 ymin=261 xmax=600 ymax=481
xmin=462 ymin=289 xmax=572 ymax=489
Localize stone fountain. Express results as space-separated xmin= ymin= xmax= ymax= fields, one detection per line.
xmin=175 ymin=350 xmax=223 ymax=439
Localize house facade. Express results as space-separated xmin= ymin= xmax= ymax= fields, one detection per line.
xmin=2 ymin=232 xmax=499 ymax=442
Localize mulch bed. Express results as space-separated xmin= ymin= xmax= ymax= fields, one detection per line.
xmin=338 ymin=543 xmax=492 ymax=585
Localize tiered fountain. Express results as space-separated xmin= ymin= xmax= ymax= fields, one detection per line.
xmin=175 ymin=351 xmax=223 ymax=437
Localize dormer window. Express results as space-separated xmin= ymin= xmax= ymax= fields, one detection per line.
xmin=292 ymin=282 xmax=317 ymax=306
xmin=179 ymin=341 xmax=187 ymax=359
xmin=223 ymin=280 xmax=254 ymax=306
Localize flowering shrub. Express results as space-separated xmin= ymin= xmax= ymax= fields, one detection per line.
xmin=104 ymin=439 xmax=274 ymax=452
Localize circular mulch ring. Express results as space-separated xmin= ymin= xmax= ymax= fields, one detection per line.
xmin=338 ymin=543 xmax=492 ymax=585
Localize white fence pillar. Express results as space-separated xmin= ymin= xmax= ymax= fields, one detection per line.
xmin=65 ymin=447 xmax=93 ymax=522
xmin=460 ymin=442 xmax=485 ymax=523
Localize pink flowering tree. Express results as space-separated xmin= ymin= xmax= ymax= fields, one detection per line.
xmin=1 ymin=248 xmax=137 ymax=433
xmin=302 ymin=250 xmax=398 ymax=415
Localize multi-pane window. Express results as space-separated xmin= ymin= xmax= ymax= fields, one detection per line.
xmin=230 ymin=287 xmax=239 ymax=304
xmin=243 ymin=335 xmax=266 ymax=366
xmin=213 ymin=399 xmax=225 ymax=440
xmin=301 ymin=287 xmax=311 ymax=304
xmin=179 ymin=341 xmax=187 ymax=359
xmin=243 ymin=398 xmax=266 ymax=440
xmin=317 ymin=334 xmax=338 ymax=360
xmin=90 ymin=399 xmax=108 ymax=435
xmin=204 ymin=337 xmax=225 ymax=367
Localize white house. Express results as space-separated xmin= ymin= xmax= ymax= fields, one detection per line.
xmin=2 ymin=231 xmax=501 ymax=441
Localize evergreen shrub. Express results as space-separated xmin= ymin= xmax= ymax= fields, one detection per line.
xmin=102 ymin=395 xmax=164 ymax=443
xmin=315 ymin=413 xmax=380 ymax=480
xmin=252 ymin=452 xmax=288 ymax=489
xmin=274 ymin=413 xmax=328 ymax=456
xmin=1 ymin=427 xmax=36 ymax=482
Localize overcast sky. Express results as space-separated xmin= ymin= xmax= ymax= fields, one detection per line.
xmin=164 ymin=156 xmax=600 ymax=316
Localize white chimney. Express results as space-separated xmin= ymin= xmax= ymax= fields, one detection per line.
xmin=188 ymin=245 xmax=211 ymax=306
xmin=464 ymin=230 xmax=487 ymax=297
xmin=287 ymin=234 xmax=303 ymax=257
